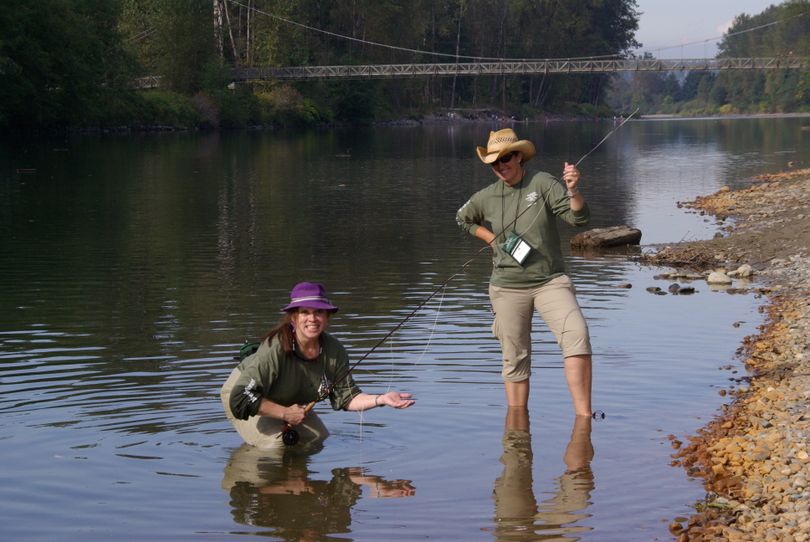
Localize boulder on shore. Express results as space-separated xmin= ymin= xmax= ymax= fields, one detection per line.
xmin=570 ymin=225 xmax=642 ymax=248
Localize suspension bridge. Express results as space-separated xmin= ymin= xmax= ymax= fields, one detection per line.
xmin=132 ymin=56 xmax=807 ymax=88
xmin=230 ymin=56 xmax=807 ymax=82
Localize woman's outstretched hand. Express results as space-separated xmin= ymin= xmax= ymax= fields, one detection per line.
xmin=378 ymin=391 xmax=415 ymax=409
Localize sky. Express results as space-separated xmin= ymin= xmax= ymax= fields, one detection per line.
xmin=633 ymin=0 xmax=782 ymax=58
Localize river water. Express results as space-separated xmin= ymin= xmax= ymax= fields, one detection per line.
xmin=1 ymin=117 xmax=809 ymax=541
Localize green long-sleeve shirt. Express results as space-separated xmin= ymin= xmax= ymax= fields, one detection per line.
xmin=456 ymin=170 xmax=590 ymax=288
xmin=229 ymin=333 xmax=361 ymax=420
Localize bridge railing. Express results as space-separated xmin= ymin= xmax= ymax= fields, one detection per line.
xmin=232 ymin=57 xmax=807 ymax=81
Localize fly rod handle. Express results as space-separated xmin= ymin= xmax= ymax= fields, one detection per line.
xmin=282 ymin=400 xmax=318 ymax=430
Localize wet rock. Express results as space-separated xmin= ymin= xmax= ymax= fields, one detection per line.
xmin=708 ymin=270 xmax=733 ymax=284
xmin=729 ymin=264 xmax=754 ymax=278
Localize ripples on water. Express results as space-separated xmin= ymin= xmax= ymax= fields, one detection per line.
xmin=1 ymin=118 xmax=808 ymax=540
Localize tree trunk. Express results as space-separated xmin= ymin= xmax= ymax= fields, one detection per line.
xmin=450 ymin=1 xmax=464 ymax=109
xmin=246 ymin=0 xmax=251 ymax=65
xmin=213 ymin=0 xmax=224 ymax=59
xmin=222 ymin=0 xmax=239 ymax=62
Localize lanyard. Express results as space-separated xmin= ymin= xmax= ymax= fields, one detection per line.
xmin=500 ymin=177 xmax=523 ymax=240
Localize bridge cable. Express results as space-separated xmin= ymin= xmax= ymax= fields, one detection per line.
xmin=226 ymin=0 xmax=806 ymax=65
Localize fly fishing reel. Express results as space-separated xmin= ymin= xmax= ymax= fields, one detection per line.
xmin=282 ymin=428 xmax=300 ymax=446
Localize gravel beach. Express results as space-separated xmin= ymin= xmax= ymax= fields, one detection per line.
xmin=642 ymin=168 xmax=810 ymax=541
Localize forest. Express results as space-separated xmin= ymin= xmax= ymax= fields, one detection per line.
xmin=608 ymin=1 xmax=810 ymax=115
xmin=0 ymin=0 xmax=807 ymax=131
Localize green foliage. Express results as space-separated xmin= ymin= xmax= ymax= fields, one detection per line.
xmin=332 ymin=81 xmax=381 ymax=123
xmin=201 ymin=59 xmax=233 ymax=93
xmin=609 ymin=0 xmax=810 ymax=116
xmin=139 ymin=90 xmax=201 ymax=127
xmin=13 ymin=0 xmax=809 ymax=128
xmin=127 ymin=0 xmax=216 ymax=93
xmin=213 ymin=87 xmax=260 ymax=128
xmin=254 ymin=84 xmax=326 ymax=127
xmin=0 ymin=0 xmax=138 ymax=128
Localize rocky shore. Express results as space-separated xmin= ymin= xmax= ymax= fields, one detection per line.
xmin=641 ymin=168 xmax=810 ymax=541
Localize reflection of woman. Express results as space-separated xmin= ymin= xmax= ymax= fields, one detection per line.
xmin=493 ymin=410 xmax=595 ymax=540
xmin=493 ymin=407 xmax=537 ymax=529
xmin=456 ymin=128 xmax=592 ymax=413
xmin=536 ymin=416 xmax=595 ymax=530
xmin=222 ymin=444 xmax=415 ymax=541
xmin=220 ymin=282 xmax=414 ymax=449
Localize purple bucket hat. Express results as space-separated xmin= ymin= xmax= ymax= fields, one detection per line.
xmin=282 ymin=282 xmax=339 ymax=313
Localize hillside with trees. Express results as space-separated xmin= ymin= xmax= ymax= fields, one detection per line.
xmin=607 ymin=0 xmax=810 ymax=115
xmin=0 ymin=0 xmax=807 ymax=131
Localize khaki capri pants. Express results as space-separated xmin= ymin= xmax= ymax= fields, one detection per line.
xmin=490 ymin=275 xmax=592 ymax=382
xmin=220 ymin=367 xmax=329 ymax=449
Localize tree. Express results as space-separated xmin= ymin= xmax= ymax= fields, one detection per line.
xmin=715 ymin=0 xmax=809 ymax=113
xmin=0 ymin=0 xmax=137 ymax=127
xmin=121 ymin=0 xmax=216 ymax=93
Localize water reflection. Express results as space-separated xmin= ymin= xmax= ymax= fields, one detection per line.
xmin=222 ymin=444 xmax=416 ymax=541
xmin=493 ymin=409 xmax=595 ymax=541
xmin=1 ymin=119 xmax=801 ymax=541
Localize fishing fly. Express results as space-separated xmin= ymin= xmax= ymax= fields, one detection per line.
xmin=280 ymin=110 xmax=637 ymax=445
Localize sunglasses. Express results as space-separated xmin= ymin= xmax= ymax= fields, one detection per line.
xmin=491 ymin=152 xmax=517 ymax=166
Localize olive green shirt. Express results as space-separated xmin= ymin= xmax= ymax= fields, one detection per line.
xmin=456 ymin=169 xmax=590 ymax=288
xmin=229 ymin=333 xmax=361 ymax=420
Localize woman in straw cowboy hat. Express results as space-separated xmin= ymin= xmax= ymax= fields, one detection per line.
xmin=456 ymin=128 xmax=593 ymax=416
xmin=221 ymin=281 xmax=414 ymax=449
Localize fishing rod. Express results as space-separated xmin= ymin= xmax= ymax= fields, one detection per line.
xmin=282 ymin=109 xmax=638 ymax=445
xmin=575 ymin=108 xmax=638 ymax=167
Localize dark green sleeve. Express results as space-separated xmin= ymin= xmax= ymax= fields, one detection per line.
xmin=456 ymin=191 xmax=485 ymax=236
xmin=229 ymin=342 xmax=279 ymax=420
xmin=541 ymin=173 xmax=590 ymax=226
xmin=326 ymin=340 xmax=361 ymax=410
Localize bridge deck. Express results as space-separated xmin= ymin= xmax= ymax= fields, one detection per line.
xmin=232 ymin=57 xmax=806 ymax=81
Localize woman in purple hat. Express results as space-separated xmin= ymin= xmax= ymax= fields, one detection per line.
xmin=221 ymin=281 xmax=415 ymax=449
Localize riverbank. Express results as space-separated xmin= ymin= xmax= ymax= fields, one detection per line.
xmin=641 ymin=168 xmax=810 ymax=541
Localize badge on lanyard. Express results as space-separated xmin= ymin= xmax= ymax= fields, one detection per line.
xmin=502 ymin=231 xmax=532 ymax=265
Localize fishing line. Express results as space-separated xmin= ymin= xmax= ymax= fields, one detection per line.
xmin=412 ymin=282 xmax=448 ymax=367
xmin=382 ymin=281 xmax=448 ymax=391
xmin=283 ymin=112 xmax=636 ymax=444
xmin=354 ymin=283 xmax=446 ymax=442
xmin=352 ymin=281 xmax=443 ymax=443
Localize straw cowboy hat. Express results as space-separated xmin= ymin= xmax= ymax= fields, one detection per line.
xmin=475 ymin=128 xmax=536 ymax=164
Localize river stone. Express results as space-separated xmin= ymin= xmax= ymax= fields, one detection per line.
xmin=729 ymin=263 xmax=754 ymax=277
xmin=708 ymin=270 xmax=733 ymax=284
